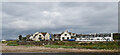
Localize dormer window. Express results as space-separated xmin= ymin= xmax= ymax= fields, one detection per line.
xmin=91 ymin=39 xmax=93 ymax=40
xmin=39 ymin=37 xmax=42 ymax=40
xmin=62 ymin=37 xmax=64 ymax=40
xmin=97 ymin=39 xmax=100 ymax=40
xmin=33 ymin=36 xmax=35 ymax=38
xmin=35 ymin=34 xmax=37 ymax=36
xmin=67 ymin=37 xmax=69 ymax=40
xmin=65 ymin=34 xmax=67 ymax=36
xmin=39 ymin=35 xmax=41 ymax=37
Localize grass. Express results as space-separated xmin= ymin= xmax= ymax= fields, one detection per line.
xmin=24 ymin=45 xmax=36 ymax=47
xmin=44 ymin=44 xmax=118 ymax=50
xmin=5 ymin=40 xmax=119 ymax=50
xmin=81 ymin=42 xmax=119 ymax=50
xmin=7 ymin=41 xmax=19 ymax=46
xmin=45 ymin=45 xmax=60 ymax=48
xmin=45 ymin=41 xmax=119 ymax=50
xmin=44 ymin=45 xmax=74 ymax=48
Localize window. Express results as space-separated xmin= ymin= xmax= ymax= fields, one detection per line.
xmin=106 ymin=38 xmax=110 ymax=41
xmin=109 ymin=34 xmax=111 ymax=37
xmin=97 ymin=39 xmax=100 ymax=40
xmin=35 ymin=34 xmax=37 ymax=36
xmin=107 ymin=38 xmax=109 ymax=40
xmin=39 ymin=38 xmax=42 ymax=40
xmin=65 ymin=34 xmax=67 ymax=36
xmin=83 ymin=36 xmax=85 ymax=38
xmin=91 ymin=39 xmax=93 ymax=40
xmin=33 ymin=36 xmax=35 ymax=38
xmin=39 ymin=35 xmax=41 ymax=37
xmin=74 ymin=38 xmax=76 ymax=40
xmin=62 ymin=37 xmax=64 ymax=40
xmin=105 ymin=34 xmax=111 ymax=37
xmin=67 ymin=37 xmax=69 ymax=40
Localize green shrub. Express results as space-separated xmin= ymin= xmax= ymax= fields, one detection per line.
xmin=2 ymin=41 xmax=8 ymax=44
xmin=92 ymin=46 xmax=100 ymax=49
xmin=79 ymin=43 xmax=88 ymax=45
xmin=7 ymin=41 xmax=19 ymax=46
xmin=7 ymin=44 xmax=19 ymax=46
xmin=89 ymin=42 xmax=93 ymax=45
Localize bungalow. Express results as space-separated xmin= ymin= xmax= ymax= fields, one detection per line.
xmin=75 ymin=33 xmax=114 ymax=41
xmin=52 ymin=34 xmax=61 ymax=41
xmin=29 ymin=32 xmax=50 ymax=41
xmin=60 ymin=30 xmax=76 ymax=41
xmin=28 ymin=31 xmax=115 ymax=42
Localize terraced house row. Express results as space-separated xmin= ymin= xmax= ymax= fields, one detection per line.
xmin=28 ymin=30 xmax=119 ymax=41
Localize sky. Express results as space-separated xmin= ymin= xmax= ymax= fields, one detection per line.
xmin=2 ymin=2 xmax=118 ymax=40
xmin=0 ymin=2 xmax=2 ymax=40
xmin=1 ymin=0 xmax=119 ymax=2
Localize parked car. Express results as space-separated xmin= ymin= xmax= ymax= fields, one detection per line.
xmin=68 ymin=39 xmax=75 ymax=41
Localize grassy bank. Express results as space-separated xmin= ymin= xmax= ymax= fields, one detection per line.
xmin=2 ymin=41 xmax=19 ymax=46
xmin=45 ymin=45 xmax=74 ymax=48
xmin=44 ymin=41 xmax=119 ymax=50
xmin=3 ymin=41 xmax=119 ymax=50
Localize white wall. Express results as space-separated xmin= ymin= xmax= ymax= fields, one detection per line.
xmin=76 ymin=37 xmax=114 ymax=41
xmin=29 ymin=32 xmax=50 ymax=41
xmin=75 ymin=33 xmax=114 ymax=41
xmin=35 ymin=33 xmax=45 ymax=41
xmin=60 ymin=31 xmax=71 ymax=41
xmin=45 ymin=33 xmax=50 ymax=40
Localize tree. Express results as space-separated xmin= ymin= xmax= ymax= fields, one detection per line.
xmin=113 ymin=33 xmax=120 ymax=40
xmin=71 ymin=36 xmax=76 ymax=38
xmin=23 ymin=37 xmax=26 ymax=40
xmin=18 ymin=35 xmax=22 ymax=40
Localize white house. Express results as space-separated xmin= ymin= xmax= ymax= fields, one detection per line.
xmin=28 ymin=31 xmax=114 ymax=42
xmin=30 ymin=32 xmax=50 ymax=41
xmin=52 ymin=34 xmax=61 ymax=41
xmin=1 ymin=40 xmax=6 ymax=42
xmin=75 ymin=33 xmax=114 ymax=41
xmin=60 ymin=30 xmax=76 ymax=41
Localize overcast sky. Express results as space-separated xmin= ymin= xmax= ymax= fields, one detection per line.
xmin=0 ymin=3 xmax=2 ymax=40
xmin=2 ymin=2 xmax=118 ymax=40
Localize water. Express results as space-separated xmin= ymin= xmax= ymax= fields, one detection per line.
xmin=1 ymin=52 xmax=120 ymax=55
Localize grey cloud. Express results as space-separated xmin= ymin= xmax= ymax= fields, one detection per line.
xmin=0 ymin=3 xmax=2 ymax=40
xmin=2 ymin=2 xmax=118 ymax=40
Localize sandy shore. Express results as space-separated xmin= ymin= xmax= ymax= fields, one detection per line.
xmin=1 ymin=44 xmax=118 ymax=53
